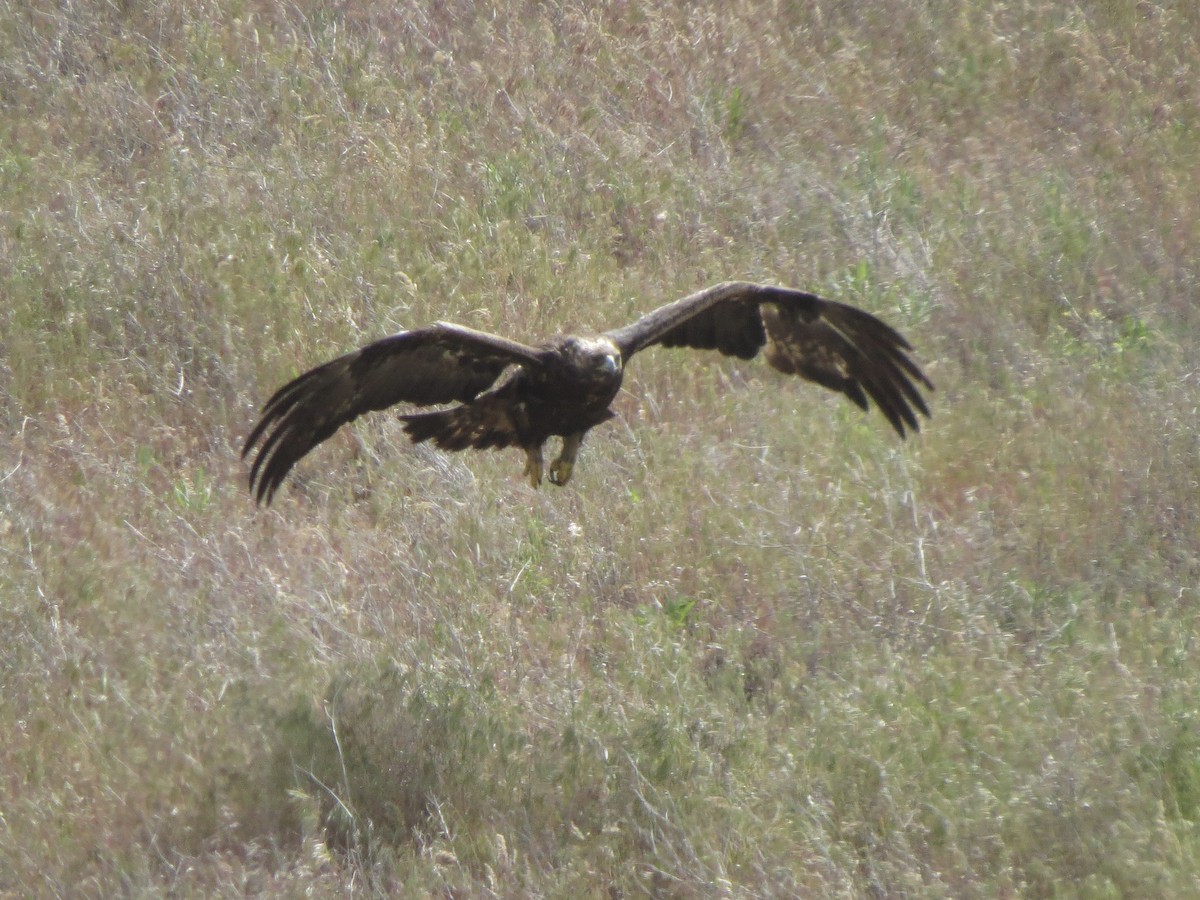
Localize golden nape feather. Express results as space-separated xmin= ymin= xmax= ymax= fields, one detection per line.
xmin=243 ymin=282 xmax=932 ymax=503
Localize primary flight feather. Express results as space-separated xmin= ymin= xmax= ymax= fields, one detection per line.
xmin=243 ymin=282 xmax=933 ymax=504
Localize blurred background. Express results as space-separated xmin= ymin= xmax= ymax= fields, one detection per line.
xmin=2 ymin=1 xmax=1198 ymax=895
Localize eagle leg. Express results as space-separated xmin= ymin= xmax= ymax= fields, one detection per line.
xmin=549 ymin=432 xmax=584 ymax=486
xmin=523 ymin=444 xmax=545 ymax=488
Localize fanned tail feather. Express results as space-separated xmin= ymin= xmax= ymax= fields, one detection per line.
xmin=399 ymin=399 xmax=521 ymax=452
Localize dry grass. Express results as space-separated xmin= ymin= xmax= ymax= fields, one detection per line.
xmin=3 ymin=0 xmax=1199 ymax=895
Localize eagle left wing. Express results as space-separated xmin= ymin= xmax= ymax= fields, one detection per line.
xmin=605 ymin=281 xmax=933 ymax=437
xmin=243 ymin=323 xmax=545 ymax=504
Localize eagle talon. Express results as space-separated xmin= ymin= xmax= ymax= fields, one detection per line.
xmin=523 ymin=446 xmax=544 ymax=488
xmin=548 ymin=433 xmax=583 ymax=487
xmin=548 ymin=459 xmax=573 ymax=486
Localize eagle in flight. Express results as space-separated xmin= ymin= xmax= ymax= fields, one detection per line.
xmin=243 ymin=282 xmax=933 ymax=504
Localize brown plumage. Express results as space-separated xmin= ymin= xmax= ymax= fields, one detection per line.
xmin=243 ymin=282 xmax=933 ymax=504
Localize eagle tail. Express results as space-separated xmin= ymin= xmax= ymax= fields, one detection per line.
xmin=399 ymin=400 xmax=521 ymax=452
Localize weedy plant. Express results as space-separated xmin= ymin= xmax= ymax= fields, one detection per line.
xmin=2 ymin=0 xmax=1199 ymax=895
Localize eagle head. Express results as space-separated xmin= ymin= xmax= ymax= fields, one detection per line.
xmin=563 ymin=336 xmax=622 ymax=377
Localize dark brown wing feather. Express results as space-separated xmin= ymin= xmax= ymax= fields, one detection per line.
xmin=243 ymin=323 xmax=545 ymax=504
xmin=605 ymin=281 xmax=769 ymax=359
xmin=605 ymin=281 xmax=933 ymax=436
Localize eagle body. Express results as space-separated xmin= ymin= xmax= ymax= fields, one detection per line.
xmin=398 ymin=335 xmax=624 ymax=486
xmin=243 ymin=282 xmax=933 ymax=504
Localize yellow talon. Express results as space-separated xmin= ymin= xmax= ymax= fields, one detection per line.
xmin=523 ymin=446 xmax=544 ymax=488
xmin=549 ymin=459 xmax=573 ymax=486
xmin=549 ymin=433 xmax=583 ymax=486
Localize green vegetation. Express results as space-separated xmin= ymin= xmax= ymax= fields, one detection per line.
xmin=3 ymin=0 xmax=1198 ymax=895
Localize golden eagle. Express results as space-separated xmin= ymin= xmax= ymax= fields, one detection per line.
xmin=243 ymin=282 xmax=933 ymax=504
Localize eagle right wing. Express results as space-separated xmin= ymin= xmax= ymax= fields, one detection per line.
xmin=242 ymin=323 xmax=545 ymax=504
xmin=605 ymin=281 xmax=933 ymax=438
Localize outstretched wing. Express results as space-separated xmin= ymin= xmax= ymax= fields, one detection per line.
xmin=605 ymin=281 xmax=933 ymax=436
xmin=243 ymin=323 xmax=545 ymax=504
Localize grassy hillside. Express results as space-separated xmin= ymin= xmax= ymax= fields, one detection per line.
xmin=3 ymin=0 xmax=1198 ymax=895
